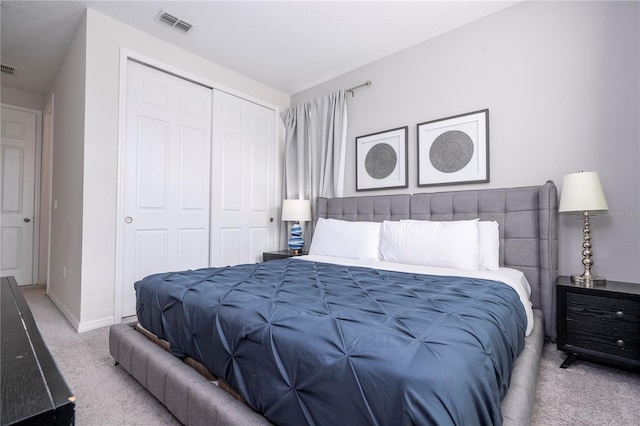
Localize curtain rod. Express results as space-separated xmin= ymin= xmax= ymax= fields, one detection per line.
xmin=346 ymin=80 xmax=371 ymax=97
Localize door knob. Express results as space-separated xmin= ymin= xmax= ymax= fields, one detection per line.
xmin=124 ymin=217 xmax=133 ymax=224
xmin=23 ymin=218 xmax=31 ymax=223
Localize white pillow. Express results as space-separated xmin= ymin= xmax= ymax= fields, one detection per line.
xmin=380 ymin=219 xmax=480 ymax=270
xmin=309 ymin=218 xmax=381 ymax=260
xmin=401 ymin=219 xmax=500 ymax=271
xmin=478 ymin=221 xmax=500 ymax=271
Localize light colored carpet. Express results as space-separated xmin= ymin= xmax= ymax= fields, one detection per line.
xmin=532 ymin=340 xmax=640 ymax=425
xmin=21 ymin=285 xmax=180 ymax=426
xmin=21 ymin=285 xmax=640 ymax=425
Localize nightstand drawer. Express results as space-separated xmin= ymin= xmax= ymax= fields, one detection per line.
xmin=556 ymin=276 xmax=640 ymax=371
xmin=566 ymin=321 xmax=640 ymax=360
xmin=566 ymin=292 xmax=640 ymax=320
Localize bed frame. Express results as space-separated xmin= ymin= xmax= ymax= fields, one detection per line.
xmin=110 ymin=181 xmax=557 ymax=426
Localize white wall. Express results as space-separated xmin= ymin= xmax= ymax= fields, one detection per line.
xmin=0 ymin=86 xmax=45 ymax=111
xmin=46 ymin=15 xmax=86 ymax=327
xmin=292 ymin=1 xmax=640 ymax=283
xmin=76 ymin=9 xmax=290 ymax=330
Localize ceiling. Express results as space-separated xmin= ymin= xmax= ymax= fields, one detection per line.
xmin=1 ymin=1 xmax=518 ymax=96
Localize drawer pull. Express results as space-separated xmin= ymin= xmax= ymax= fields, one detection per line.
xmin=616 ymin=339 xmax=626 ymax=348
xmin=615 ymin=311 xmax=624 ymax=319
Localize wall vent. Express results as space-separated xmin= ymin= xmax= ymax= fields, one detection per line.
xmin=156 ymin=9 xmax=196 ymax=34
xmin=1 ymin=63 xmax=16 ymax=76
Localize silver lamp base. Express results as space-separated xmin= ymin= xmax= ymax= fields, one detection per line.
xmin=571 ymin=274 xmax=606 ymax=287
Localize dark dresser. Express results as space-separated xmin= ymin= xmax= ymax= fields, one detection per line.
xmin=556 ymin=275 xmax=640 ymax=371
xmin=1 ymin=276 xmax=75 ymax=425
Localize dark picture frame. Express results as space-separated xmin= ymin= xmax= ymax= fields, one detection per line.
xmin=356 ymin=126 xmax=408 ymax=191
xmin=417 ymin=109 xmax=489 ymax=187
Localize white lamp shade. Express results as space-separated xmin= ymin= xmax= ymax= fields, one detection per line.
xmin=559 ymin=171 xmax=608 ymax=213
xmin=281 ymin=199 xmax=311 ymax=222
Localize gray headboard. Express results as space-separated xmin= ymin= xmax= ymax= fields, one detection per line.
xmin=316 ymin=181 xmax=558 ymax=338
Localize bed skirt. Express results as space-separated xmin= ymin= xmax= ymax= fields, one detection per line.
xmin=109 ymin=309 xmax=543 ymax=426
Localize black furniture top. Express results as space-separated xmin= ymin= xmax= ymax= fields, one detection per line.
xmin=262 ymin=250 xmax=308 ymax=262
xmin=556 ymin=275 xmax=640 ymax=371
xmin=1 ymin=276 xmax=75 ymax=425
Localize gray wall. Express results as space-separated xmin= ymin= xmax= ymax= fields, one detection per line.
xmin=292 ymin=1 xmax=640 ymax=283
xmin=1 ymin=87 xmax=45 ymax=111
xmin=46 ymin=13 xmax=87 ymax=325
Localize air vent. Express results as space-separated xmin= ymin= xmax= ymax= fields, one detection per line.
xmin=1 ymin=63 xmax=16 ymax=76
xmin=158 ymin=11 xmax=179 ymax=26
xmin=156 ymin=9 xmax=196 ymax=34
xmin=174 ymin=20 xmax=194 ymax=33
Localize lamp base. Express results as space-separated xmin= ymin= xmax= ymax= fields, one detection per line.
xmin=288 ymin=222 xmax=304 ymax=254
xmin=571 ymin=274 xmax=606 ymax=287
xmin=289 ymin=249 xmax=302 ymax=255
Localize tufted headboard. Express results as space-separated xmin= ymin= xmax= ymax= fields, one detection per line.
xmin=316 ymin=181 xmax=558 ymax=338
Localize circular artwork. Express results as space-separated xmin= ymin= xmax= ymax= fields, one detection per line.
xmin=429 ymin=130 xmax=474 ymax=173
xmin=365 ymin=143 xmax=397 ymax=179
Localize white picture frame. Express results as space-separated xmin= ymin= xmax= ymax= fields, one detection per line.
xmin=356 ymin=126 xmax=408 ymax=191
xmin=417 ymin=109 xmax=489 ymax=187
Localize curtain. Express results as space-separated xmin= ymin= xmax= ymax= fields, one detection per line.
xmin=280 ymin=89 xmax=348 ymax=247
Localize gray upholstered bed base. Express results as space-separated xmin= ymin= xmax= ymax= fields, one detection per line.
xmin=109 ymin=182 xmax=557 ymax=426
xmin=110 ymin=313 xmax=544 ymax=426
xmin=109 ymin=323 xmax=272 ymax=426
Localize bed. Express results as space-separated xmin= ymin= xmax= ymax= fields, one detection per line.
xmin=109 ymin=181 xmax=557 ymax=426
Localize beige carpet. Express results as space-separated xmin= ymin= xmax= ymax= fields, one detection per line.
xmin=21 ymin=285 xmax=180 ymax=425
xmin=21 ymin=284 xmax=640 ymax=425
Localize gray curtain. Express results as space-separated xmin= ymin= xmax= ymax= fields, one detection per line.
xmin=281 ymin=89 xmax=348 ymax=203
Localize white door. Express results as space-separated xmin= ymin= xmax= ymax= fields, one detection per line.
xmin=121 ymin=61 xmax=212 ymax=316
xmin=210 ymin=90 xmax=276 ymax=266
xmin=1 ymin=106 xmax=38 ymax=285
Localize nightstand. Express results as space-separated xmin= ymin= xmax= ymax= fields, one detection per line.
xmin=556 ymin=275 xmax=640 ymax=371
xmin=262 ymin=250 xmax=308 ymax=262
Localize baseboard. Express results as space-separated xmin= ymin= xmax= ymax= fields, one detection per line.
xmin=77 ymin=316 xmax=115 ymax=333
xmin=47 ymin=289 xmax=115 ymax=333
xmin=47 ymin=289 xmax=81 ymax=331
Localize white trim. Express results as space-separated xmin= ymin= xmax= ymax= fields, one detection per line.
xmin=114 ymin=48 xmax=282 ymax=321
xmin=113 ymin=50 xmax=128 ymax=323
xmin=1 ymin=103 xmax=43 ymax=285
xmin=43 ymin=94 xmax=54 ymax=292
xmin=77 ymin=316 xmax=116 ymax=333
xmin=119 ymin=48 xmax=279 ymax=112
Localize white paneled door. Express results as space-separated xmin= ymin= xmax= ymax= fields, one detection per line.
xmin=1 ymin=106 xmax=38 ymax=285
xmin=121 ymin=61 xmax=212 ymax=317
xmin=210 ymin=90 xmax=276 ymax=266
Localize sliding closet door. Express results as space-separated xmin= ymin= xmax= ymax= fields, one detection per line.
xmin=210 ymin=90 xmax=276 ymax=266
xmin=120 ymin=61 xmax=212 ymax=317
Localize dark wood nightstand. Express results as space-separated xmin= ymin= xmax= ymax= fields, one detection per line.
xmin=262 ymin=250 xmax=308 ymax=262
xmin=556 ymin=275 xmax=640 ymax=371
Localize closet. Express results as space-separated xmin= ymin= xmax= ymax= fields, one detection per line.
xmin=119 ymin=60 xmax=277 ymax=317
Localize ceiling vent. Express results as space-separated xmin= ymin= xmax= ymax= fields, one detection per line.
xmin=1 ymin=63 xmax=16 ymax=76
xmin=156 ymin=9 xmax=196 ymax=34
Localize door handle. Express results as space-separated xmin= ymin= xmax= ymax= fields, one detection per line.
xmin=24 ymin=218 xmax=31 ymax=223
xmin=124 ymin=217 xmax=133 ymax=224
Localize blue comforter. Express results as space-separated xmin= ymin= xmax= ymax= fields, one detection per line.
xmin=136 ymin=258 xmax=526 ymax=426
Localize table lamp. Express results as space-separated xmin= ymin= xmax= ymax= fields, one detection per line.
xmin=281 ymin=199 xmax=311 ymax=254
xmin=559 ymin=171 xmax=609 ymax=286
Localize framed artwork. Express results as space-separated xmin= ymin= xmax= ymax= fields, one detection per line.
xmin=356 ymin=126 xmax=408 ymax=191
xmin=417 ymin=109 xmax=489 ymax=187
